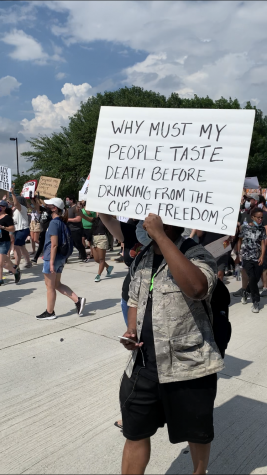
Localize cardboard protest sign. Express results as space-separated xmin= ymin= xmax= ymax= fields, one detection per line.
xmin=0 ymin=166 xmax=11 ymax=191
xmin=86 ymin=107 xmax=255 ymax=235
xmin=244 ymin=176 xmax=259 ymax=189
xmin=79 ymin=174 xmax=90 ymax=201
xmin=204 ymin=236 xmax=231 ymax=258
xmin=21 ymin=180 xmax=38 ymax=198
xmin=37 ymin=176 xmax=61 ymax=199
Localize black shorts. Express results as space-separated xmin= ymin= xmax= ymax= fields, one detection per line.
xmin=216 ymin=253 xmax=228 ymax=272
xmin=83 ymin=229 xmax=93 ymax=242
xmin=120 ymin=371 xmax=217 ymax=444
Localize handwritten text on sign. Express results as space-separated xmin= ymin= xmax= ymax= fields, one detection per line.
xmin=0 ymin=166 xmax=11 ymax=191
xmin=86 ymin=107 xmax=255 ymax=235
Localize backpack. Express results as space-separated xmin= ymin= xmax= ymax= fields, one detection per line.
xmin=180 ymin=238 xmax=231 ymax=358
xmin=59 ymin=222 xmax=73 ymax=259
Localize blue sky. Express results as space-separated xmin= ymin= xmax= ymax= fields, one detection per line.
xmin=1 ymin=0 xmax=267 ymax=176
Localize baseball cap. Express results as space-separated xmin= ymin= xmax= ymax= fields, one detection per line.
xmin=0 ymin=200 xmax=9 ymax=207
xmin=44 ymin=198 xmax=64 ymax=210
xmin=247 ymin=193 xmax=260 ymax=201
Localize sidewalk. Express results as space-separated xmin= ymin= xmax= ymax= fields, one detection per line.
xmin=1 ymin=251 xmax=267 ymax=474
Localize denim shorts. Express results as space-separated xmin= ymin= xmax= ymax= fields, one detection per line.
xmin=43 ymin=257 xmax=66 ymax=274
xmin=0 ymin=241 xmax=11 ymax=255
xmin=14 ymin=228 xmax=30 ymax=246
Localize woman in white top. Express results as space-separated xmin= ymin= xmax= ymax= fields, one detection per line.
xmin=29 ymin=197 xmax=41 ymax=255
xmin=10 ymin=188 xmax=32 ymax=269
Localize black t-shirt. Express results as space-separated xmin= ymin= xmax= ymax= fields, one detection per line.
xmin=68 ymin=205 xmax=82 ymax=231
xmin=134 ymin=254 xmax=164 ymax=382
xmin=120 ymin=220 xmax=139 ymax=267
xmin=0 ymin=215 xmax=14 ymax=242
xmin=92 ymin=217 xmax=107 ymax=235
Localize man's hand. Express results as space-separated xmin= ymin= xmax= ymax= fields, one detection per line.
xmin=259 ymin=255 xmax=264 ymax=266
xmin=120 ymin=329 xmax=143 ymax=351
xmin=143 ymin=214 xmax=165 ymax=241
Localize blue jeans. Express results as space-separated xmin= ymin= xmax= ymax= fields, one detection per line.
xmin=121 ymin=298 xmax=129 ymax=326
xmin=0 ymin=241 xmax=11 ymax=255
xmin=43 ymin=257 xmax=66 ymax=274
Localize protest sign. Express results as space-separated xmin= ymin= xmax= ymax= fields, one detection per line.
xmin=86 ymin=107 xmax=255 ymax=235
xmin=204 ymin=236 xmax=231 ymax=258
xmin=0 ymin=166 xmax=11 ymax=191
xmin=79 ymin=174 xmax=90 ymax=201
xmin=244 ymin=176 xmax=259 ymax=189
xmin=37 ymin=176 xmax=61 ymax=199
xmin=21 ymin=180 xmax=38 ymax=198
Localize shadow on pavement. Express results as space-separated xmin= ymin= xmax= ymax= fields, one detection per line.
xmin=56 ymin=298 xmax=121 ymax=318
xmin=0 ymin=288 xmax=36 ymax=307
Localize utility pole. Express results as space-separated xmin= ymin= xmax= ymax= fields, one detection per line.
xmin=10 ymin=137 xmax=19 ymax=175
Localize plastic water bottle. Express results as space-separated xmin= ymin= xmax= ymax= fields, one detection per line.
xmin=235 ymin=264 xmax=241 ymax=281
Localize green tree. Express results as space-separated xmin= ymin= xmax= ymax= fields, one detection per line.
xmin=21 ymin=86 xmax=267 ymax=196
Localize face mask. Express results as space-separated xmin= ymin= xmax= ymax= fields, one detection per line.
xmin=258 ymin=203 xmax=263 ymax=209
xmin=253 ymin=221 xmax=260 ymax=226
xmin=245 ymin=201 xmax=251 ymax=210
xmin=136 ymin=220 xmax=152 ymax=246
xmin=66 ymin=200 xmax=70 ymax=207
xmin=30 ymin=204 xmax=35 ymax=208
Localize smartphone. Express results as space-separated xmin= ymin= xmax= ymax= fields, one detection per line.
xmin=118 ymin=335 xmax=137 ymax=344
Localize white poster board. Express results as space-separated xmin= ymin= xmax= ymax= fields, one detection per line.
xmin=21 ymin=181 xmax=36 ymax=198
xmin=86 ymin=107 xmax=255 ymax=235
xmin=204 ymin=236 xmax=231 ymax=258
xmin=0 ymin=166 xmax=11 ymax=191
xmin=244 ymin=176 xmax=259 ymax=189
xmin=79 ymin=174 xmax=90 ymax=201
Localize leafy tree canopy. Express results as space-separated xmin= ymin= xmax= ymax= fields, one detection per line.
xmin=19 ymin=86 xmax=267 ymax=197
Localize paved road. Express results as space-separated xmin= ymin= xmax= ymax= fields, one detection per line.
xmin=1 ymin=249 xmax=267 ymax=474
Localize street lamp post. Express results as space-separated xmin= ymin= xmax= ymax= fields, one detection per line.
xmin=10 ymin=137 xmax=19 ymax=176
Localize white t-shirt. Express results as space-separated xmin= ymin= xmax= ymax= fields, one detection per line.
xmin=13 ymin=205 xmax=29 ymax=231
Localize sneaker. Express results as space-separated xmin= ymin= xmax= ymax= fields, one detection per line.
xmin=31 ymin=258 xmax=38 ymax=264
xmin=252 ymin=302 xmax=259 ymax=313
xmin=24 ymin=262 xmax=33 ymax=269
xmin=82 ymin=258 xmax=91 ymax=263
xmin=260 ymin=288 xmax=267 ymax=297
xmin=14 ymin=268 xmax=21 ymax=284
xmin=114 ymin=256 xmax=124 ymax=263
xmin=36 ymin=310 xmax=57 ymax=320
xmin=241 ymin=290 xmax=247 ymax=305
xmin=75 ymin=297 xmax=86 ymax=316
xmin=95 ymin=274 xmax=101 ymax=283
xmin=29 ymin=252 xmax=35 ymax=256
xmin=107 ymin=265 xmax=114 ymax=277
xmin=9 ymin=264 xmax=18 ymax=275
xmin=0 ymin=279 xmax=4 ymax=286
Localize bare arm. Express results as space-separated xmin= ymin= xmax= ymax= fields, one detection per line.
xmin=78 ymin=209 xmax=94 ymax=223
xmin=259 ymin=240 xmax=266 ymax=266
xmin=10 ymin=189 xmax=21 ymax=211
xmin=0 ymin=224 xmax=15 ymax=232
xmin=144 ymin=215 xmax=208 ymax=300
xmin=68 ymin=208 xmax=82 ymax=223
xmin=99 ymin=213 xmax=124 ymax=242
xmin=120 ymin=307 xmax=143 ymax=351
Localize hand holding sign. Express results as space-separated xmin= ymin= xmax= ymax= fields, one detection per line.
xmin=143 ymin=214 xmax=165 ymax=241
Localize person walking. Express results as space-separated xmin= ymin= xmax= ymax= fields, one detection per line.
xmin=0 ymin=200 xmax=21 ymax=285
xmin=91 ymin=216 xmax=113 ymax=282
xmin=31 ymin=203 xmax=52 ymax=264
xmin=29 ymin=196 xmax=41 ymax=256
xmin=237 ymin=207 xmax=266 ymax=313
xmin=119 ymin=214 xmax=224 ymax=475
xmin=10 ymin=188 xmax=32 ymax=269
xmin=36 ymin=198 xmax=86 ymax=320
xmin=79 ymin=203 xmax=96 ymax=259
xmin=66 ymin=195 xmax=88 ymax=262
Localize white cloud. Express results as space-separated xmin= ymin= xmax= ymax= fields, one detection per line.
xmin=40 ymin=0 xmax=267 ymax=111
xmin=1 ymin=29 xmax=64 ymax=64
xmin=0 ymin=76 xmax=21 ymax=97
xmin=55 ymin=72 xmax=67 ymax=80
xmin=21 ymin=82 xmax=92 ymax=136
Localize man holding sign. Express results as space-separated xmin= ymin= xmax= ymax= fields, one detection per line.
xmin=119 ymin=214 xmax=224 ymax=475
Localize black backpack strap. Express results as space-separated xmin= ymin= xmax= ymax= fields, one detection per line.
xmin=179 ymin=238 xmax=198 ymax=255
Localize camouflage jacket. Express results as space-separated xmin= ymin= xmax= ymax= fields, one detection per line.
xmin=126 ymin=237 xmax=225 ymax=383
